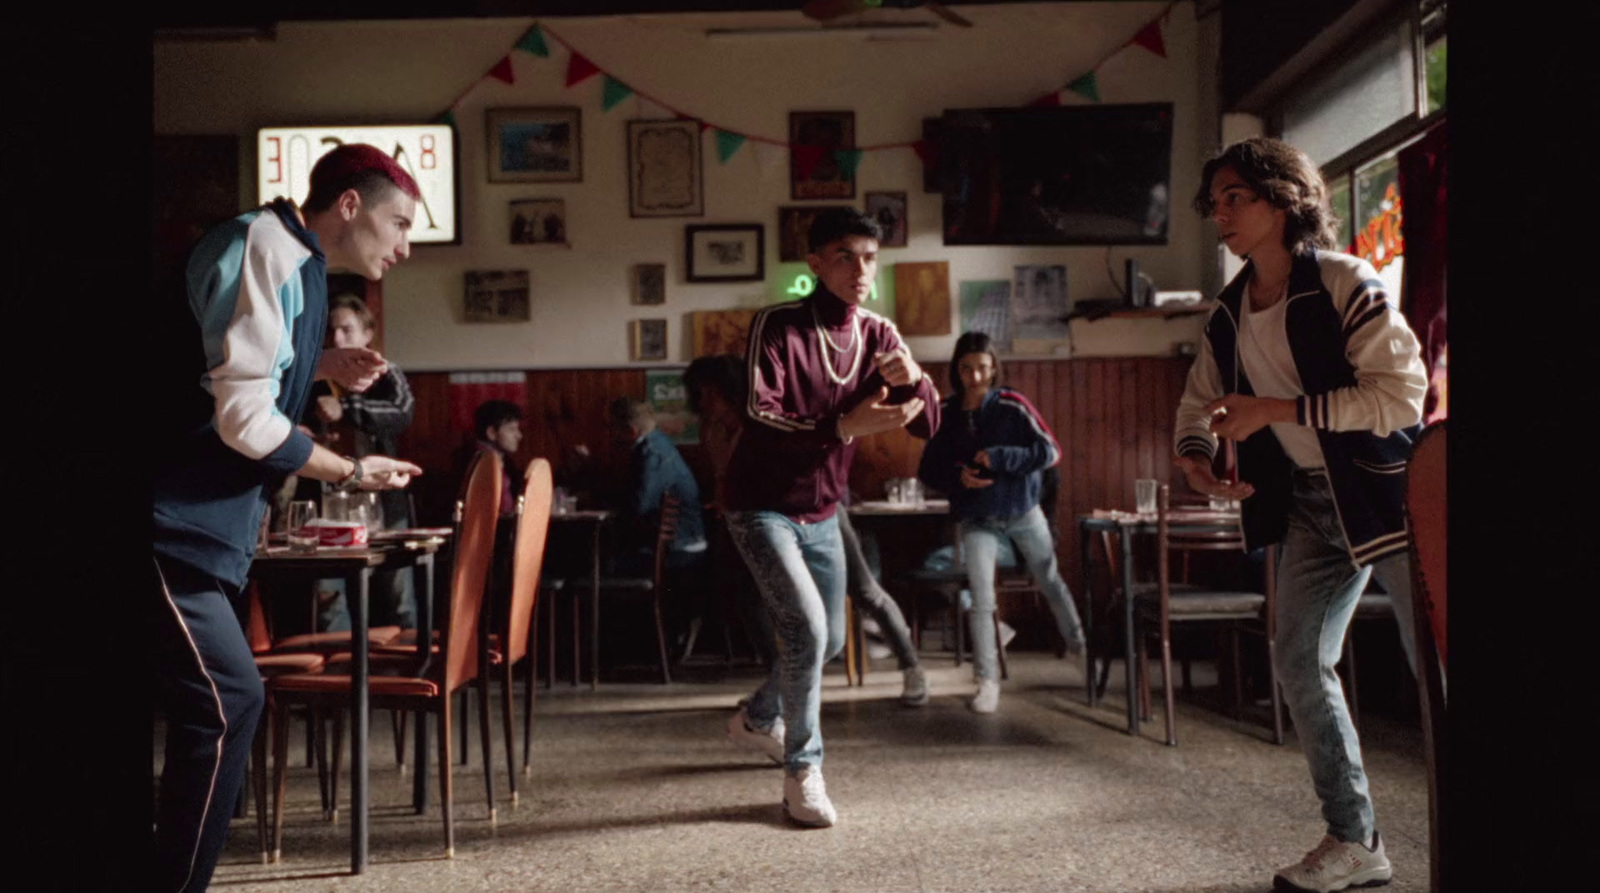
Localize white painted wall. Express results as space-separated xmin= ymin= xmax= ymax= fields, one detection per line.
xmin=155 ymin=2 xmax=1209 ymax=371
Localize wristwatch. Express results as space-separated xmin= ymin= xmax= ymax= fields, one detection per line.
xmin=335 ymin=455 xmax=364 ymax=492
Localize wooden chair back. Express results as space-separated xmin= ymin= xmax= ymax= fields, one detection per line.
xmin=503 ymin=458 xmax=554 ymax=666
xmin=442 ymin=450 xmax=502 ymax=691
xmin=651 ymin=492 xmax=683 ymax=588
xmin=1404 ymin=420 xmax=1446 ymax=892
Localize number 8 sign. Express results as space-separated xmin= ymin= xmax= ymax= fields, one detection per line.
xmin=258 ymin=124 xmax=458 ymax=244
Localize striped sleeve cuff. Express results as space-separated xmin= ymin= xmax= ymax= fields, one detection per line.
xmin=1176 ymin=435 xmax=1216 ymax=461
xmin=1297 ymin=394 xmax=1332 ymax=430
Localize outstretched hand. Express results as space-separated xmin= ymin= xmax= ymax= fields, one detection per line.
xmin=838 ymin=387 xmax=926 ymax=440
xmin=317 ymin=347 xmax=388 ymax=394
xmin=1173 ymin=453 xmax=1254 ymax=500
xmin=1205 ymin=394 xmax=1295 ymax=441
xmin=357 ymin=455 xmax=423 ymax=491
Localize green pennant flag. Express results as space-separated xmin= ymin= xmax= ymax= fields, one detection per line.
xmin=1067 ymin=71 xmax=1100 ymax=102
xmin=515 ymin=25 xmax=549 ymax=57
xmin=602 ymin=75 xmax=633 ymax=112
xmin=715 ymin=130 xmax=747 ymax=164
xmin=835 ymin=148 xmax=864 ymax=180
xmin=435 ymin=109 xmax=457 ymax=128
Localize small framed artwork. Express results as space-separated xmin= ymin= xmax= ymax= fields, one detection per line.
xmin=630 ymin=318 xmax=668 ymax=361
xmin=627 ymin=119 xmax=704 ymax=218
xmin=685 ymin=224 xmax=764 ymax=282
xmin=509 ymin=198 xmax=569 ymax=246
xmin=463 ymin=270 xmax=530 ymax=323
xmin=893 ymin=261 xmax=952 ymax=336
xmin=789 ymin=110 xmax=856 ymax=200
xmin=865 ymin=191 xmax=908 ymax=247
xmin=631 ymin=263 xmax=666 ymax=305
xmin=778 ymin=205 xmax=851 ymax=262
xmin=486 ymin=107 xmax=582 ymax=183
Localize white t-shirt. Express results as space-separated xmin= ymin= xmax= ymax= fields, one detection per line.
xmin=1238 ymin=295 xmax=1326 ymax=470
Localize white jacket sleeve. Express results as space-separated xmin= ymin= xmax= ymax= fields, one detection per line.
xmin=1173 ymin=322 xmax=1225 ymax=461
xmin=1298 ymin=258 xmax=1428 ymax=435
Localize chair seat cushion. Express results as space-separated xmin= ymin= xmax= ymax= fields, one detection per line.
xmin=269 ymin=672 xmax=440 ymax=697
xmin=270 ymin=626 xmax=404 ymax=652
xmin=392 ymin=628 xmax=443 ymax=647
xmin=1135 ymin=588 xmax=1266 ymax=616
xmin=254 ymin=653 xmax=326 ymax=677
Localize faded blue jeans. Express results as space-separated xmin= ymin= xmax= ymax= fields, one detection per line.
xmin=961 ymin=504 xmax=1085 ymax=682
xmin=1274 ymin=469 xmax=1417 ymax=844
xmin=725 ymin=510 xmax=846 ymax=774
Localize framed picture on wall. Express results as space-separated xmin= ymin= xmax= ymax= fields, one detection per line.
xmin=865 ymin=191 xmax=908 ymax=247
xmin=789 ymin=110 xmax=856 ymax=200
xmin=463 ymin=270 xmax=531 ymax=323
xmin=685 ymin=224 xmax=764 ymax=282
xmin=509 ymin=198 xmax=569 ymax=246
xmin=486 ymin=107 xmax=582 ymax=183
xmin=626 ymin=119 xmax=704 ymax=218
xmin=631 ymin=263 xmax=667 ymax=305
xmin=630 ymin=319 xmax=668 ymax=361
xmin=778 ymin=205 xmax=850 ymax=262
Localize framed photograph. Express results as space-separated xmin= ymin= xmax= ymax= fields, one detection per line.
xmin=789 ymin=110 xmax=855 ymax=200
xmin=630 ymin=319 xmax=668 ymax=361
xmin=778 ymin=205 xmax=850 ymax=262
xmin=486 ymin=107 xmax=581 ymax=183
xmin=509 ymin=198 xmax=568 ymax=246
xmin=463 ymin=270 xmax=530 ymax=323
xmin=627 ymin=119 xmax=704 ymax=218
xmin=865 ymin=191 xmax=908 ymax=247
xmin=685 ymin=224 xmax=764 ymax=282
xmin=691 ymin=309 xmax=759 ymax=358
xmin=631 ymin=263 xmax=667 ymax=305
xmin=893 ymin=260 xmax=952 ymax=336
xmin=1010 ymin=263 xmax=1071 ymax=351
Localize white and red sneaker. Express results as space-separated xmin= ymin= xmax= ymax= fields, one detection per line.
xmin=1273 ymin=831 xmax=1392 ymax=892
xmin=725 ymin=705 xmax=784 ymax=766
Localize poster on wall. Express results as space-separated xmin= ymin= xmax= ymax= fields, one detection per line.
xmin=645 ymin=369 xmax=699 ymax=445
xmin=1010 ymin=264 xmax=1070 ymax=353
xmin=258 ymin=124 xmax=458 ymax=244
xmin=627 ymin=119 xmax=704 ymax=218
xmin=893 ymin=261 xmax=951 ymax=336
xmin=959 ymin=280 xmax=1012 ymax=351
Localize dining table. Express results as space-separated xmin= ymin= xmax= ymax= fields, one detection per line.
xmin=249 ymin=528 xmax=448 ymax=874
xmin=1076 ymin=507 xmax=1243 ymax=737
xmin=547 ymin=508 xmax=615 ymax=689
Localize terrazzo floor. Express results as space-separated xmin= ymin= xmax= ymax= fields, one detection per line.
xmin=202 ymin=651 xmax=1429 ymax=893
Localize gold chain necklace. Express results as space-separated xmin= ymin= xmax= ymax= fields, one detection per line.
xmin=812 ymin=304 xmax=862 ymax=385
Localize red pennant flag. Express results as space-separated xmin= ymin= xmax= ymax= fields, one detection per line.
xmin=566 ymin=52 xmax=601 ymax=87
xmin=792 ymin=145 xmax=827 ymax=180
xmin=911 ymin=140 xmax=940 ymax=169
xmin=1029 ymin=91 xmax=1062 ymax=107
xmin=487 ymin=56 xmax=515 ymax=85
xmin=700 ymin=120 xmax=714 ymax=132
xmin=1131 ymin=20 xmax=1166 ymax=58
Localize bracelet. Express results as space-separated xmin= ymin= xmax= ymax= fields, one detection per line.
xmin=335 ymin=456 xmax=364 ymax=492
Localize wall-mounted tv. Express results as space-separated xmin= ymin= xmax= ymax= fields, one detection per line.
xmin=940 ymin=102 xmax=1173 ymax=246
xmin=257 ymin=124 xmax=460 ymax=245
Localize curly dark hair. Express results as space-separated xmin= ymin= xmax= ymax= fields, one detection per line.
xmin=1192 ymin=137 xmax=1339 ymax=255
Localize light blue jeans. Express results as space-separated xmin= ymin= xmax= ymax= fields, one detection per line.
xmin=960 ymin=504 xmax=1085 ymax=682
xmin=1274 ymin=469 xmax=1417 ymax=844
xmin=725 ymin=510 xmax=846 ymax=774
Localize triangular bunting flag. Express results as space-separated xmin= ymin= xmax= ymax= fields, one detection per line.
xmin=488 ymin=56 xmax=515 ymax=85
xmin=1131 ymin=20 xmax=1166 ymax=58
xmin=912 ymin=140 xmax=940 ymax=169
xmin=1066 ymin=71 xmax=1100 ymax=102
xmin=602 ymin=76 xmax=633 ymax=111
xmin=515 ymin=24 xmax=550 ymax=57
xmin=792 ymin=145 xmax=827 ymax=180
xmin=1028 ymin=90 xmax=1062 ymax=107
xmin=436 ymin=109 xmax=458 ymax=128
xmin=715 ymin=130 xmax=747 ymax=164
xmin=834 ymin=148 xmax=864 ymax=180
xmin=699 ymin=120 xmax=715 ymax=132
xmin=566 ymin=52 xmax=601 ymax=87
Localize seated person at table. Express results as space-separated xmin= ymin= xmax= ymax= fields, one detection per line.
xmin=606 ymin=396 xmax=707 ymax=575
xmin=305 ymin=292 xmax=418 ymax=631
xmin=917 ymin=331 xmax=1085 ymax=714
xmin=458 ymin=399 xmax=525 ymax=634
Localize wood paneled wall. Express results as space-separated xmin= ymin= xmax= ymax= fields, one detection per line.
xmin=400 ymin=355 xmax=1195 ymax=593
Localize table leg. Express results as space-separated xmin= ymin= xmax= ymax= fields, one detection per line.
xmin=347 ymin=568 xmax=371 ymax=874
xmin=412 ymin=554 xmax=434 ymax=814
xmin=1121 ymin=531 xmax=1139 ymax=737
xmin=1079 ymin=525 xmax=1096 ymax=708
xmin=590 ymin=523 xmax=601 ymax=690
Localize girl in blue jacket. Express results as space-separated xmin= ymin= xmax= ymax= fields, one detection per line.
xmin=918 ymin=332 xmax=1085 ymax=712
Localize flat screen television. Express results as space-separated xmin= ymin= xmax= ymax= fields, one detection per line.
xmin=257 ymin=124 xmax=460 ymax=244
xmin=940 ymin=102 xmax=1173 ymax=246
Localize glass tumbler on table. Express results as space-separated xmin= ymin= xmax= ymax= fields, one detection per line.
xmin=287 ymin=500 xmax=319 ymax=553
xmin=1135 ymin=478 xmax=1158 ymax=514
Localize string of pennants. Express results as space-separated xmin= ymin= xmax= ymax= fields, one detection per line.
xmin=435 ymin=1 xmax=1175 ymax=175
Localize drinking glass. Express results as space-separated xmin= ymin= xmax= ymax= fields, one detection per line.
xmin=287 ymin=500 xmax=319 ymax=553
xmin=553 ymin=487 xmax=569 ymax=515
xmin=1135 ymin=478 xmax=1158 ymax=514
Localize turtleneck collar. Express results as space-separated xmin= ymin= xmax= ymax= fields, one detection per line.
xmin=809 ymin=286 xmax=856 ymax=329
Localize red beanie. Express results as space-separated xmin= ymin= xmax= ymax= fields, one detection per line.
xmin=308 ymin=143 xmax=421 ymax=201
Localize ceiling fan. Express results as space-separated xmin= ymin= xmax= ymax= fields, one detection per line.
xmin=801 ymin=0 xmax=975 ymax=28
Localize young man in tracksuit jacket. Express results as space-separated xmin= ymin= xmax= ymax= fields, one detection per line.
xmin=1175 ymin=137 xmax=1428 ymax=893
xmin=721 ymin=208 xmax=940 ymax=827
xmin=149 ymin=145 xmax=423 ymax=893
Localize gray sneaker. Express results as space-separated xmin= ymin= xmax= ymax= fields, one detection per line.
xmin=900 ymin=666 xmax=929 ymax=706
xmin=782 ymin=766 xmax=837 ymax=827
xmin=1273 ymin=831 xmax=1392 ymax=892
xmin=726 ymin=705 xmax=784 ymax=766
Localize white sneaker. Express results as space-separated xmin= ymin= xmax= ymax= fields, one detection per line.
xmin=998 ymin=621 xmax=1018 ymax=648
xmin=1273 ymin=831 xmax=1393 ymax=892
xmin=900 ymin=666 xmax=929 ymax=706
xmin=866 ymin=641 xmax=893 ymax=661
xmin=726 ymin=706 xmax=784 ymax=766
xmin=969 ymin=679 xmax=1001 ymax=713
xmin=782 ymin=766 xmax=837 ymax=827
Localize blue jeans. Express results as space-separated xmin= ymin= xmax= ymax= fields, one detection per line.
xmin=1274 ymin=469 xmax=1417 ymax=844
xmin=961 ymin=505 xmax=1085 ymax=681
xmin=725 ymin=510 xmax=846 ymax=773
